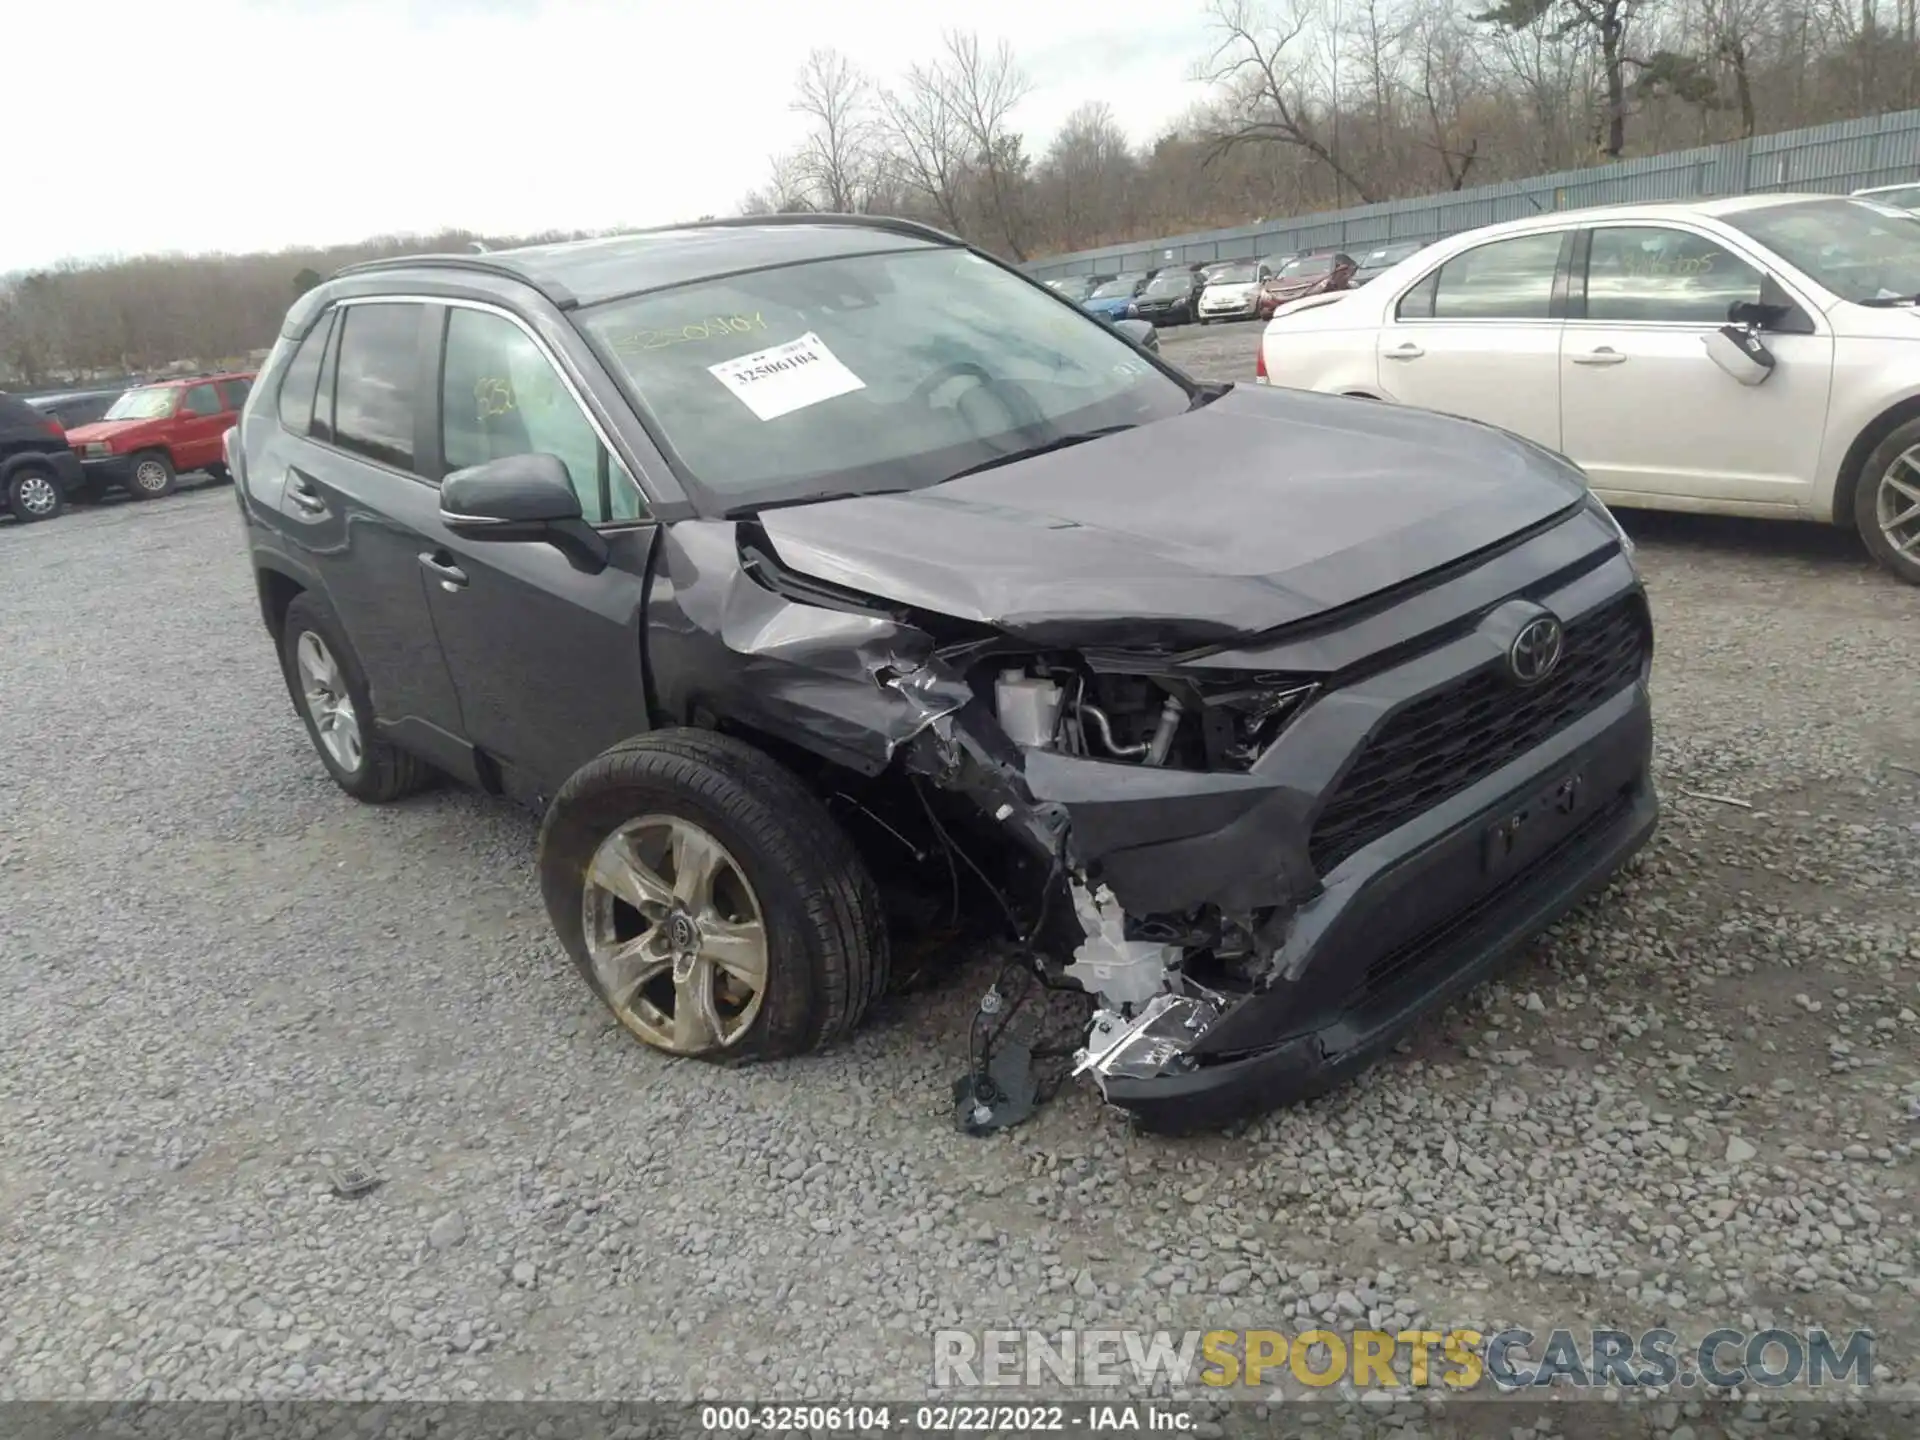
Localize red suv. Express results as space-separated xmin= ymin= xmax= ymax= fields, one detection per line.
xmin=66 ymin=372 xmax=254 ymax=500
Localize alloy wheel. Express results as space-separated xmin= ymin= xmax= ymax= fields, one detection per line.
xmin=133 ymin=459 xmax=170 ymax=494
xmin=16 ymin=474 xmax=59 ymax=516
xmin=581 ymin=815 xmax=769 ymax=1053
xmin=295 ymin=631 xmax=363 ymax=772
xmin=1879 ymin=449 xmax=1920 ymax=563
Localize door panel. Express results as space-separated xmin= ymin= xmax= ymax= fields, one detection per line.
xmin=273 ymin=301 xmax=469 ymax=770
xmin=419 ymin=301 xmax=658 ymax=802
xmin=174 ymin=382 xmax=230 ymax=469
xmin=1379 ymin=228 xmax=1569 ymax=449
xmin=1559 ymin=326 xmax=1832 ymax=504
xmin=1376 ymin=323 xmax=1564 ymax=448
xmin=420 ymin=524 xmax=656 ymax=801
xmin=1560 ymin=224 xmax=1833 ymax=505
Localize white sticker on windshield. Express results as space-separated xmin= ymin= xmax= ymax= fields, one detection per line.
xmin=707 ymin=332 xmax=865 ymax=421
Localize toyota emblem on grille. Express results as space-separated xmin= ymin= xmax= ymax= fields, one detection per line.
xmin=1508 ymin=615 xmax=1564 ymax=685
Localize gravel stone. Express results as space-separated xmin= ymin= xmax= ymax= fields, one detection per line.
xmin=2 ymin=368 xmax=1917 ymax=1415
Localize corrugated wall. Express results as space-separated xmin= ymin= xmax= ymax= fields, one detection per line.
xmin=1027 ymin=109 xmax=1920 ymax=278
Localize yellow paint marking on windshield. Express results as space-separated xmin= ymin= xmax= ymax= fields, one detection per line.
xmin=607 ymin=314 xmax=769 ymax=357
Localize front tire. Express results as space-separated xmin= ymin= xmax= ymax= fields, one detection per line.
xmin=1858 ymin=426 xmax=1920 ymax=584
xmin=539 ymin=730 xmax=889 ymax=1063
xmin=278 ymin=593 xmax=432 ymax=802
xmin=125 ymin=451 xmax=176 ymax=500
xmin=6 ymin=465 xmax=66 ymax=522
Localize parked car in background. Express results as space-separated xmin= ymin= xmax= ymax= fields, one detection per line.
xmin=1196 ymin=260 xmax=1275 ymax=323
xmin=1851 ymin=182 xmax=1920 ymax=213
xmin=1133 ymin=267 xmax=1206 ymax=326
xmin=234 ymin=214 xmax=1653 ymax=1130
xmin=1045 ymin=275 xmax=1106 ymax=303
xmin=1082 ymin=272 xmax=1149 ymax=321
xmin=1350 ymin=240 xmax=1429 ymax=287
xmin=23 ymin=385 xmax=128 ymax=430
xmin=1256 ymin=251 xmax=1358 ymax=318
xmin=0 ymin=391 xmax=86 ymax=522
xmin=65 ymin=372 xmax=254 ymax=500
xmin=1257 ymin=193 xmax=1920 ymax=583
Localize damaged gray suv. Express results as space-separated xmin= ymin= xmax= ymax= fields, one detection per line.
xmin=232 ymin=215 xmax=1656 ymax=1132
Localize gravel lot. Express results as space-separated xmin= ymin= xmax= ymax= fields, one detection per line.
xmin=2 ymin=330 xmax=1917 ymax=1422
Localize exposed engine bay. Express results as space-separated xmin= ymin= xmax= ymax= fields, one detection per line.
xmin=863 ymin=647 xmax=1324 ymax=1132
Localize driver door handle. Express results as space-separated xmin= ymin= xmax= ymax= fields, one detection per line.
xmin=1384 ymin=342 xmax=1424 ymax=360
xmin=1572 ymin=347 xmax=1627 ymax=366
xmin=418 ymin=551 xmax=469 ymax=591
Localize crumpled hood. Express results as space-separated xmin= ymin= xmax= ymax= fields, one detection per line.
xmin=65 ymin=418 xmax=158 ymax=446
xmin=757 ymin=385 xmax=1587 ymax=645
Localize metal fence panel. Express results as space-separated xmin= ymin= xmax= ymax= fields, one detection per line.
xmin=1028 ymin=108 xmax=1920 ymax=278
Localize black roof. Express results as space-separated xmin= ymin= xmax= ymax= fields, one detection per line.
xmin=333 ymin=215 xmax=960 ymax=310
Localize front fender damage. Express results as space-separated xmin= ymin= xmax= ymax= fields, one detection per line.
xmin=654 ymin=521 xmax=1300 ymax=1122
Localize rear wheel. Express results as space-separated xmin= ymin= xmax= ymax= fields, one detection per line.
xmin=125 ymin=451 xmax=176 ymax=500
xmin=539 ymin=730 xmax=889 ymax=1063
xmin=6 ymin=465 xmax=65 ymax=522
xmin=278 ymin=593 xmax=432 ymax=801
xmin=1854 ymin=425 xmax=1920 ymax=584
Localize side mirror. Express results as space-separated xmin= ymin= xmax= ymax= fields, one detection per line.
xmin=1702 ymin=324 xmax=1777 ymax=386
xmin=1112 ymin=317 xmax=1157 ymax=348
xmin=440 ymin=452 xmax=608 ymax=572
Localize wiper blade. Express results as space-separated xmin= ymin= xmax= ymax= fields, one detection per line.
xmin=940 ymin=425 xmax=1137 ymax=482
xmin=1858 ymin=292 xmax=1920 ymax=307
xmin=724 ymin=488 xmax=907 ymax=518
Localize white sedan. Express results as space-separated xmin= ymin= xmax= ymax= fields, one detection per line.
xmin=1256 ymin=194 xmax=1920 ymax=583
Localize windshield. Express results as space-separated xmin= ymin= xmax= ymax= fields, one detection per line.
xmin=1088 ymin=277 xmax=1138 ymax=299
xmin=1143 ymin=273 xmax=1190 ymax=296
xmin=104 ymin=387 xmax=174 ymax=421
xmin=1280 ymin=255 xmax=1334 ymax=278
xmin=580 ymin=247 xmax=1193 ymax=511
xmin=1209 ymin=264 xmax=1258 ymax=285
xmin=1365 ymin=244 xmax=1417 ymax=267
xmin=1862 ymin=185 xmax=1920 ymax=210
xmin=1727 ymin=198 xmax=1920 ymax=303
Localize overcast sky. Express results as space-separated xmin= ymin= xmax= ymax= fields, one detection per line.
xmin=8 ymin=0 xmax=1215 ymax=274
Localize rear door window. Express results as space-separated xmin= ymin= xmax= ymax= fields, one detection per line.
xmin=1399 ymin=231 xmax=1565 ymax=320
xmin=221 ymin=377 xmax=253 ymax=411
xmin=332 ymin=303 xmax=423 ymax=471
xmin=179 ymin=383 xmax=222 ymax=417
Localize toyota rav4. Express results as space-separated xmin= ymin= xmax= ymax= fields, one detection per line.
xmin=232 ymin=217 xmax=1657 ymax=1131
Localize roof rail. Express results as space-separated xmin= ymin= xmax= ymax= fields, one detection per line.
xmin=636 ymin=211 xmax=966 ymax=249
xmin=328 ymin=253 xmax=578 ymax=308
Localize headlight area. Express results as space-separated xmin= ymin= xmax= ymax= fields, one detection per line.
xmin=911 ymin=649 xmax=1324 ymax=1128
xmin=83 ymin=442 xmax=114 ymax=458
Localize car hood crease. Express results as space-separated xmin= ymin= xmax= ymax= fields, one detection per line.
xmin=756 ymin=386 xmax=1587 ymax=643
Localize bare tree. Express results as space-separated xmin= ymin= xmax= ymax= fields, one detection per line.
xmin=941 ymin=31 xmax=1035 ymax=259
xmin=1198 ymin=0 xmax=1379 ymax=203
xmin=879 ymin=62 xmax=972 ymax=232
xmin=1409 ymin=0 xmax=1485 ymax=187
xmin=790 ymin=49 xmax=877 ymax=212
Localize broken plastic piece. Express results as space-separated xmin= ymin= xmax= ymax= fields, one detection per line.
xmin=1064 ymin=882 xmax=1179 ymax=1009
xmin=953 ymin=1041 xmax=1038 ymax=1135
xmin=1074 ymin=993 xmax=1221 ymax=1090
xmin=327 ymin=1160 xmax=383 ymax=1200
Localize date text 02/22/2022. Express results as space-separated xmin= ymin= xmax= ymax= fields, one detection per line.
xmin=697 ymin=1403 xmax=1195 ymax=1432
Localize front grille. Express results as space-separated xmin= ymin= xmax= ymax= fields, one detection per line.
xmin=1308 ymin=595 xmax=1648 ymax=875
